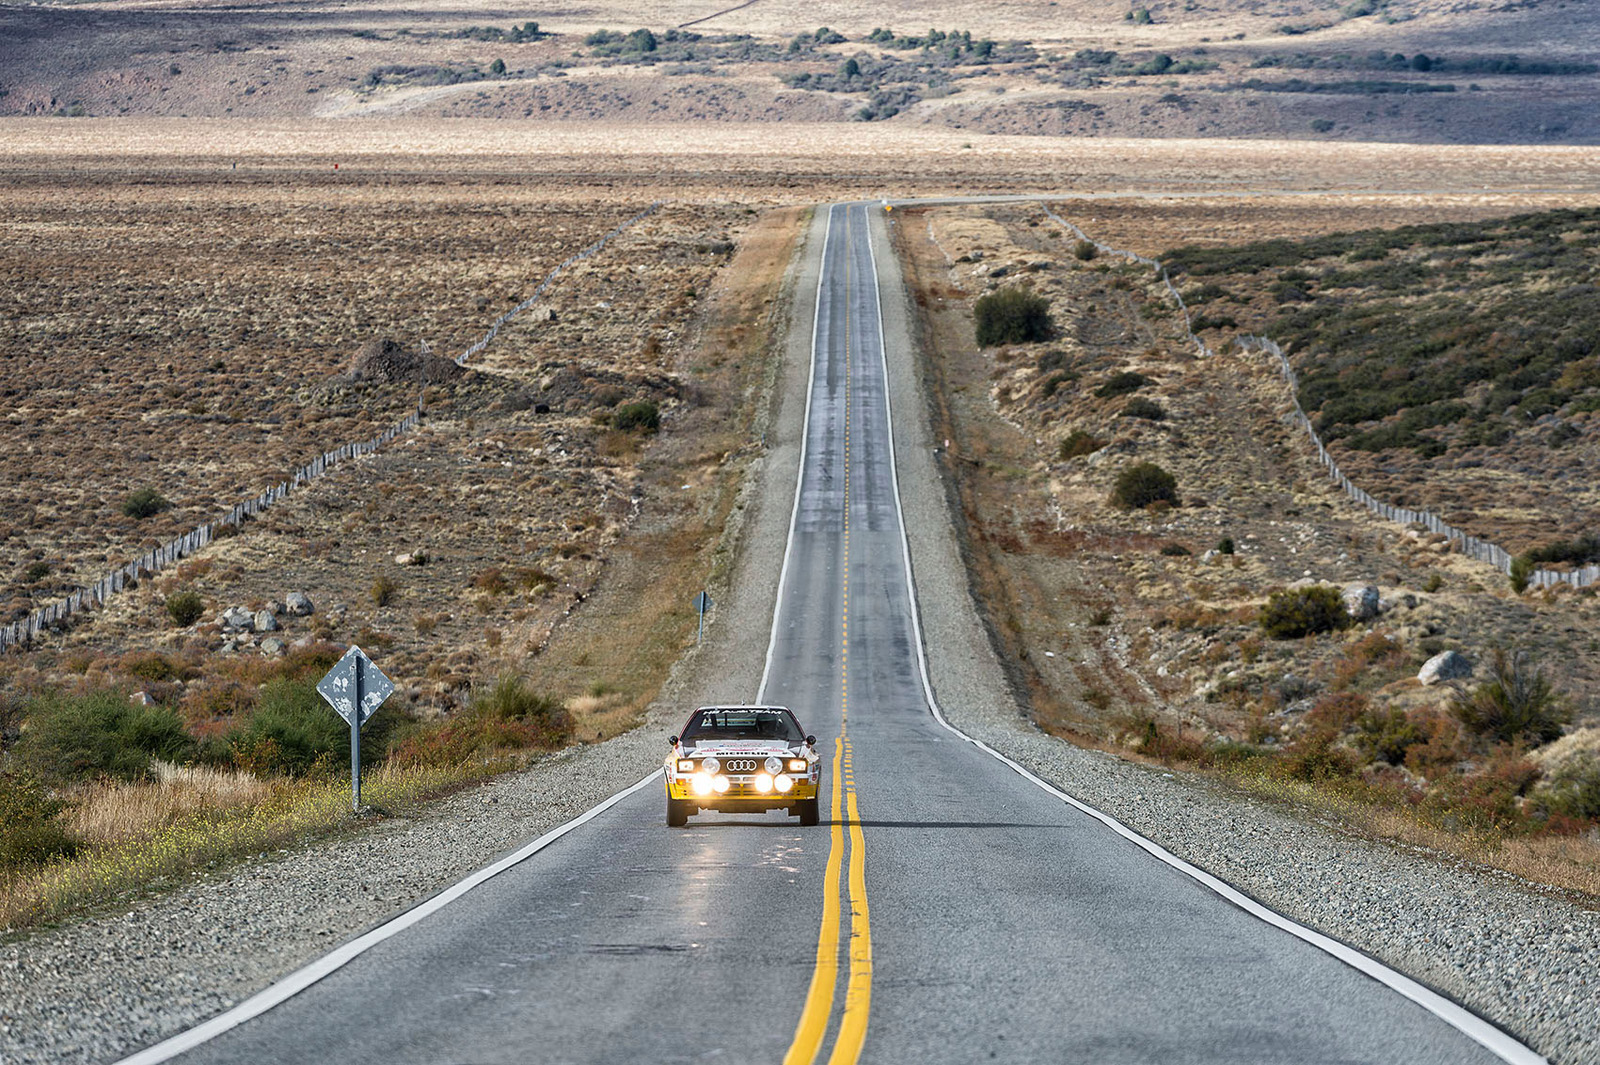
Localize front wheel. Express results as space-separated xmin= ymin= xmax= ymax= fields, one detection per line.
xmin=796 ymin=797 xmax=819 ymax=827
xmin=667 ymin=796 xmax=690 ymax=827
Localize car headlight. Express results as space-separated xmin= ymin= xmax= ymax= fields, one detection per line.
xmin=701 ymin=756 xmax=720 ymax=774
xmin=764 ymin=755 xmax=783 ymax=774
xmin=676 ymin=759 xmax=695 ymax=773
xmin=692 ymin=773 xmax=714 ymax=796
xmin=755 ymin=773 xmax=774 ymax=793
xmin=787 ymin=759 xmax=808 ymax=772
xmin=774 ymin=775 xmax=794 ymax=793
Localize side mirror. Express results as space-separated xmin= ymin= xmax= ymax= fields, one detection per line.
xmin=668 ymin=735 xmax=679 ymax=746
xmin=805 ymin=735 xmax=816 ymax=747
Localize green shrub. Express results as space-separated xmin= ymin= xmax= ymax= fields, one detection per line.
xmin=121 ymin=488 xmax=171 ymax=519
xmin=1450 ymin=648 xmax=1570 ymax=747
xmin=974 ymin=287 xmax=1051 ymax=347
xmin=0 ymin=774 xmax=79 ymax=868
xmin=24 ymin=561 xmax=50 ymax=582
xmin=228 ymin=679 xmax=394 ymax=776
xmin=371 ymin=574 xmax=397 ymax=607
xmin=1216 ymin=536 xmax=1236 ymax=554
xmin=1058 ymin=430 xmax=1105 ymax=459
xmin=1158 ymin=542 xmax=1191 ymax=557
xmin=1073 ymin=240 xmax=1098 ymax=261
xmin=1258 ymin=586 xmax=1350 ymax=639
xmin=17 ymin=690 xmax=193 ymax=780
xmin=1355 ymin=706 xmax=1421 ymax=764
xmin=1533 ymin=759 xmax=1600 ymax=823
xmin=612 ymin=401 xmax=660 ymax=433
xmin=166 ymin=590 xmax=206 ymax=627
xmin=1121 ymin=396 xmax=1167 ymax=421
xmin=1508 ymin=555 xmax=1533 ymax=594
xmin=476 ymin=673 xmax=572 ymax=737
xmin=1109 ymin=462 xmax=1178 ymax=509
xmin=1095 ymin=371 xmax=1151 ymax=398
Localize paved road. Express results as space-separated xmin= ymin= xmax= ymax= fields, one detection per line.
xmin=151 ymin=204 xmax=1526 ymax=1065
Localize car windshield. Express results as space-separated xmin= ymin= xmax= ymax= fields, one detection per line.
xmin=682 ymin=707 xmax=804 ymax=747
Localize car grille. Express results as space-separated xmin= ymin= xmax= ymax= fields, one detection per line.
xmin=721 ymin=758 xmax=761 ymax=774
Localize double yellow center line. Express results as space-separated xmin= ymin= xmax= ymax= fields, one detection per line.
xmin=783 ymin=206 xmax=872 ymax=1065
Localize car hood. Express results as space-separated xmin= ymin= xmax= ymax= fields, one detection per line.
xmin=682 ymin=739 xmax=801 ymax=757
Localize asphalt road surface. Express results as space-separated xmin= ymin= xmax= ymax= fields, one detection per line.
xmin=142 ymin=203 xmax=1532 ymax=1065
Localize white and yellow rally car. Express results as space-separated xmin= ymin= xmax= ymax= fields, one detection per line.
xmin=665 ymin=705 xmax=821 ymax=827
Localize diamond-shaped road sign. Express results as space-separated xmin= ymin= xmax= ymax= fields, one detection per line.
xmin=317 ymin=645 xmax=394 ymax=728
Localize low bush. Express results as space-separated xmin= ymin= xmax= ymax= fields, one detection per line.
xmin=1058 ymin=429 xmax=1105 ymax=459
xmin=1259 ymin=586 xmax=1350 ymax=639
xmin=974 ymin=287 xmax=1051 ymax=346
xmin=1109 ymin=462 xmax=1178 ymax=509
xmin=166 ymin=590 xmax=206 ymax=627
xmin=371 ymin=574 xmax=397 ymax=607
xmin=1121 ymin=397 xmax=1167 ymax=421
xmin=1216 ymin=536 xmax=1236 ymax=554
xmin=0 ymin=774 xmax=80 ymax=868
xmin=393 ymin=675 xmax=572 ymax=768
xmin=1355 ymin=706 xmax=1421 ymax=765
xmin=227 ymin=679 xmax=395 ymax=776
xmin=1073 ymin=240 xmax=1098 ymax=261
xmin=24 ymin=561 xmax=50 ymax=582
xmin=17 ymin=690 xmax=193 ymax=780
xmin=1450 ymin=648 xmax=1570 ymax=747
xmin=612 ymin=401 xmax=660 ymax=433
xmin=1094 ymin=371 xmax=1151 ymax=398
xmin=1533 ymin=759 xmax=1600 ymax=823
xmin=121 ymin=488 xmax=171 ymax=520
xmin=1159 ymin=542 xmax=1191 ymax=557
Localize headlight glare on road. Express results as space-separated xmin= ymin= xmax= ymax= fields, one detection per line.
xmin=713 ymin=775 xmax=731 ymax=793
xmin=701 ymin=756 xmax=720 ymax=775
xmin=676 ymin=759 xmax=695 ymax=773
xmin=755 ymin=773 xmax=774 ymax=793
xmin=764 ymin=755 xmax=784 ymax=774
xmin=692 ymin=773 xmax=714 ymax=796
xmin=787 ymin=759 xmax=808 ymax=772
xmin=774 ymin=775 xmax=794 ymax=793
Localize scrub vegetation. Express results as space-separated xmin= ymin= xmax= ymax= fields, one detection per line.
xmin=900 ymin=199 xmax=1600 ymax=898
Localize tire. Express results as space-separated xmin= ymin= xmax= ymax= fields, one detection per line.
xmin=797 ymin=797 xmax=820 ymax=827
xmin=667 ymin=796 xmax=690 ymax=827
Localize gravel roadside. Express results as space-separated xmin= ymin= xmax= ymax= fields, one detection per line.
xmin=869 ymin=207 xmax=1599 ymax=1065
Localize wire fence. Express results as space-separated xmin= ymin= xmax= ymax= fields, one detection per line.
xmin=1037 ymin=202 xmax=1599 ymax=593
xmin=1 ymin=203 xmax=664 ymax=653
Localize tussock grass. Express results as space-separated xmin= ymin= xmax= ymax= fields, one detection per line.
xmin=64 ymin=762 xmax=272 ymax=844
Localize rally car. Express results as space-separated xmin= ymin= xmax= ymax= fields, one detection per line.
xmin=665 ymin=705 xmax=821 ymax=827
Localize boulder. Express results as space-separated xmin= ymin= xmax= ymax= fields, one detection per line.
xmin=1342 ymin=583 xmax=1381 ymax=622
xmin=259 ymin=637 xmax=286 ymax=656
xmin=1419 ymin=650 xmax=1472 ymax=686
xmin=219 ymin=606 xmax=253 ymax=632
xmin=253 ymin=610 xmax=279 ymax=633
xmin=285 ymin=591 xmax=315 ymax=617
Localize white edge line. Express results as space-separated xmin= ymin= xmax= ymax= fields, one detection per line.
xmin=112 ymin=770 xmax=662 ymax=1065
xmin=120 ymin=202 xmax=839 ymax=1064
xmin=862 ymin=204 xmax=1548 ymax=1065
xmin=758 ymin=204 xmax=832 ymax=704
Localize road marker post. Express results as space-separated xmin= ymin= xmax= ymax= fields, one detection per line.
xmin=316 ymin=645 xmax=394 ymax=811
xmin=693 ymin=590 xmax=712 ymax=644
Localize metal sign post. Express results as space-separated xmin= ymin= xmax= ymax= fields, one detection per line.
xmin=316 ymin=645 xmax=395 ymax=812
xmin=692 ymin=591 xmax=712 ymax=644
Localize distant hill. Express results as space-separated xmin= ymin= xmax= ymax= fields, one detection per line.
xmin=1 ymin=0 xmax=1596 ymax=142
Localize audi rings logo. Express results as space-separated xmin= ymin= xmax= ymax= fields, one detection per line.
xmin=725 ymin=759 xmax=759 ymax=773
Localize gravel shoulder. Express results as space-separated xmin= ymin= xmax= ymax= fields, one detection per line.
xmin=870 ymin=206 xmax=1599 ymax=1065
xmin=0 ymin=208 xmax=827 ymax=1065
